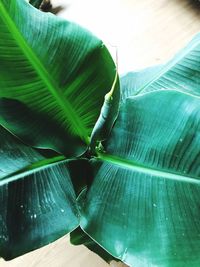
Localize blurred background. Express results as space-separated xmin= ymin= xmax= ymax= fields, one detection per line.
xmin=1 ymin=0 xmax=200 ymax=266
xmin=55 ymin=0 xmax=200 ymax=73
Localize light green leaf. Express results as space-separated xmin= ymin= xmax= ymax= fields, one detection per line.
xmin=90 ymin=72 xmax=120 ymax=152
xmin=0 ymin=125 xmax=81 ymax=260
xmin=123 ymin=33 xmax=200 ymax=97
xmin=0 ymin=0 xmax=119 ymax=156
xmin=80 ymin=90 xmax=200 ymax=267
xmin=120 ymin=65 xmax=162 ymax=101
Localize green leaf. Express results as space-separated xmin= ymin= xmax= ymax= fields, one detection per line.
xmin=123 ymin=33 xmax=200 ymax=97
xmin=120 ymin=33 xmax=200 ymax=101
xmin=0 ymin=0 xmax=119 ymax=156
xmin=90 ymin=72 xmax=120 ymax=152
xmin=0 ymin=125 xmax=81 ymax=260
xmin=120 ymin=65 xmax=162 ymax=101
xmin=70 ymin=227 xmax=119 ymax=263
xmin=80 ymin=90 xmax=200 ymax=267
xmin=67 ymin=158 xmax=93 ymax=197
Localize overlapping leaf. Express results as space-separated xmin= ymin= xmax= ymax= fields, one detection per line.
xmin=70 ymin=226 xmax=119 ymax=263
xmin=0 ymin=0 xmax=119 ymax=156
xmin=1 ymin=1 xmax=200 ymax=265
xmin=0 ymin=125 xmax=83 ymax=260
xmin=121 ymin=33 xmax=200 ymax=99
xmin=120 ymin=65 xmax=162 ymax=101
xmin=80 ymin=90 xmax=200 ymax=267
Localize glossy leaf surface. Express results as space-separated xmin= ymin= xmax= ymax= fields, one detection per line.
xmin=0 ymin=126 xmax=80 ymax=260
xmin=81 ymin=90 xmax=200 ymax=267
xmin=132 ymin=33 xmax=200 ymax=96
xmin=120 ymin=65 xmax=162 ymax=101
xmin=0 ymin=0 xmax=119 ymax=156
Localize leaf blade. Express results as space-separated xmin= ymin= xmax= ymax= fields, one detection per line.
xmin=70 ymin=227 xmax=119 ymax=263
xmin=133 ymin=34 xmax=200 ymax=96
xmin=0 ymin=125 xmax=80 ymax=260
xmin=0 ymin=0 xmax=120 ymax=155
xmin=120 ymin=65 xmax=162 ymax=101
xmin=80 ymin=90 xmax=200 ymax=267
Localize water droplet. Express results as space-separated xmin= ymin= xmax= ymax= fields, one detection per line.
xmin=153 ymin=203 xmax=157 ymax=207
xmin=30 ymin=214 xmax=37 ymax=219
xmin=180 ymin=138 xmax=183 ymax=142
xmin=61 ymin=209 xmax=65 ymax=213
xmin=20 ymin=205 xmax=23 ymax=208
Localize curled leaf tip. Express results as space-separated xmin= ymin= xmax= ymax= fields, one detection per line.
xmin=106 ymin=48 xmax=119 ymax=101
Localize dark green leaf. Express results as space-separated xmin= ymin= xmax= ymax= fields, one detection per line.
xmin=0 ymin=125 xmax=80 ymax=260
xmin=70 ymin=227 xmax=119 ymax=263
xmin=67 ymin=158 xmax=93 ymax=197
xmin=0 ymin=0 xmax=120 ymax=156
xmin=80 ymin=90 xmax=200 ymax=267
xmin=29 ymin=0 xmax=43 ymax=8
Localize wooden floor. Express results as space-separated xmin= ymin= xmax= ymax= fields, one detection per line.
xmin=57 ymin=0 xmax=200 ymax=73
xmin=1 ymin=0 xmax=200 ymax=266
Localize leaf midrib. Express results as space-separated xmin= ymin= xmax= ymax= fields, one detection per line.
xmin=135 ymin=36 xmax=200 ymax=96
xmin=98 ymin=153 xmax=200 ymax=184
xmin=0 ymin=155 xmax=66 ymax=186
xmin=0 ymin=1 xmax=89 ymax=143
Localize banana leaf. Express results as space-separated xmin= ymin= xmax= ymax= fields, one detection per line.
xmin=122 ymin=33 xmax=200 ymax=97
xmin=70 ymin=227 xmax=119 ymax=263
xmin=1 ymin=1 xmax=200 ymax=265
xmin=80 ymin=90 xmax=200 ymax=267
xmin=0 ymin=125 xmax=88 ymax=260
xmin=120 ymin=65 xmax=162 ymax=102
xmin=0 ymin=0 xmax=120 ymax=157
